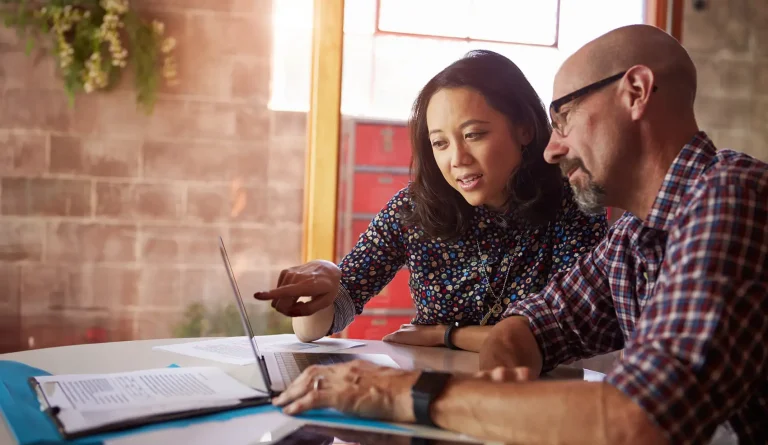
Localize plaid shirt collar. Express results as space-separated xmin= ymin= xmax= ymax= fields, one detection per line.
xmin=644 ymin=131 xmax=717 ymax=232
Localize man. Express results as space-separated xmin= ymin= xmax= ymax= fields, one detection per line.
xmin=269 ymin=25 xmax=768 ymax=445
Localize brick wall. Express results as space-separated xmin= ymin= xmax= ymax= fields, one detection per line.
xmin=0 ymin=1 xmax=307 ymax=352
xmin=683 ymin=0 xmax=768 ymax=161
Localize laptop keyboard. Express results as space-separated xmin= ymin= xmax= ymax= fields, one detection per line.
xmin=275 ymin=353 xmax=357 ymax=383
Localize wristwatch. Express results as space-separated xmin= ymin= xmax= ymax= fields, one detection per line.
xmin=443 ymin=320 xmax=467 ymax=350
xmin=411 ymin=371 xmax=452 ymax=428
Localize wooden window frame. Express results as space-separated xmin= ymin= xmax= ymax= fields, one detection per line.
xmin=373 ymin=0 xmax=562 ymax=48
xmin=302 ymin=0 xmax=345 ymax=262
xmin=645 ymin=0 xmax=683 ymax=40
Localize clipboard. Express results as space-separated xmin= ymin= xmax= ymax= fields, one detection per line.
xmin=27 ymin=377 xmax=272 ymax=440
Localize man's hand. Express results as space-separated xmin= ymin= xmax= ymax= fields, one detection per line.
xmin=382 ymin=324 xmax=446 ymax=347
xmin=479 ymin=326 xmax=520 ymax=370
xmin=253 ymin=260 xmax=341 ymax=318
xmin=473 ymin=366 xmax=534 ymax=382
xmin=479 ymin=316 xmax=543 ymax=373
xmin=272 ymin=360 xmax=421 ymax=423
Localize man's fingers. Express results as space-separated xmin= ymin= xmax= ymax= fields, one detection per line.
xmin=479 ymin=350 xmax=518 ymax=371
xmin=272 ymin=377 xmax=311 ymax=407
xmin=283 ymin=388 xmax=330 ymax=415
xmin=273 ymin=364 xmax=345 ymax=407
xmin=345 ymin=359 xmax=378 ymax=372
xmin=473 ymin=370 xmax=490 ymax=379
xmin=273 ymin=365 xmax=323 ymax=406
xmin=513 ymin=367 xmax=532 ymax=381
xmin=490 ymin=366 xmax=533 ymax=382
xmin=491 ymin=366 xmax=531 ymax=382
xmin=474 ymin=366 xmax=532 ymax=382
xmin=281 ymin=367 xmax=343 ymax=415
xmin=487 ymin=366 xmax=506 ymax=381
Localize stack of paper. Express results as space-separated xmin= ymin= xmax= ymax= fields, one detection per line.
xmin=153 ymin=335 xmax=364 ymax=365
xmin=32 ymin=367 xmax=270 ymax=438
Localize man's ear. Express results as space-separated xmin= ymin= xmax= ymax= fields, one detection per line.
xmin=623 ymin=65 xmax=655 ymax=121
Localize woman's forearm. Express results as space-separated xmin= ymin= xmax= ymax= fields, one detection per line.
xmin=451 ymin=325 xmax=493 ymax=352
xmin=292 ymin=299 xmax=335 ymax=342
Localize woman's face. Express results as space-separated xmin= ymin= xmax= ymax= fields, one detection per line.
xmin=426 ymin=87 xmax=528 ymax=210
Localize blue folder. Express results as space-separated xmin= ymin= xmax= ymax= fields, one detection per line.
xmin=0 ymin=360 xmax=408 ymax=445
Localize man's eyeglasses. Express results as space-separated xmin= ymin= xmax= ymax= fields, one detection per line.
xmin=549 ymin=71 xmax=658 ymax=134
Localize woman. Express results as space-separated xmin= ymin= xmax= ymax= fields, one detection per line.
xmin=254 ymin=50 xmax=607 ymax=351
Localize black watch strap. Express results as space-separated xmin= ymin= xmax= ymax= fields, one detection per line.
xmin=411 ymin=371 xmax=452 ymax=428
xmin=443 ymin=321 xmax=464 ymax=350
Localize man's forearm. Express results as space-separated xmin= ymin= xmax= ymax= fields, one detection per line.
xmin=430 ymin=379 xmax=668 ymax=445
xmin=479 ymin=316 xmax=543 ymax=372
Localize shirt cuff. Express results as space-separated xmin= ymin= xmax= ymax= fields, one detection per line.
xmin=604 ymin=351 xmax=701 ymax=444
xmin=328 ymin=284 xmax=355 ymax=335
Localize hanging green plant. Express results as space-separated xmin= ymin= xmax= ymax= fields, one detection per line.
xmin=0 ymin=0 xmax=178 ymax=114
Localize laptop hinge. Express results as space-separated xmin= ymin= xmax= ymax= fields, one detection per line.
xmin=259 ymin=355 xmax=275 ymax=396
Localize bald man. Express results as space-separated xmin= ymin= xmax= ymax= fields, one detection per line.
xmin=262 ymin=25 xmax=766 ymax=445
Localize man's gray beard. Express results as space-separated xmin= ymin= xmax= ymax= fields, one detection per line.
xmin=572 ymin=181 xmax=607 ymax=215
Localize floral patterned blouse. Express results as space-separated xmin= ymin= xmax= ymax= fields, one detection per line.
xmin=329 ymin=181 xmax=608 ymax=333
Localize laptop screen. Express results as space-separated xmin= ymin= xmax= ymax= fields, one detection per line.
xmin=218 ymin=236 xmax=262 ymax=360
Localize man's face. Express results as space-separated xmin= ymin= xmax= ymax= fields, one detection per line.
xmin=544 ymin=70 xmax=628 ymax=214
xmin=557 ymin=154 xmax=606 ymax=215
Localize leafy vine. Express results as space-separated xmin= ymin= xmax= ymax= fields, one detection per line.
xmin=1 ymin=0 xmax=178 ymax=114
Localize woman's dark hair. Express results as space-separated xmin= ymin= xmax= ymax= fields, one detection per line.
xmin=403 ymin=49 xmax=563 ymax=240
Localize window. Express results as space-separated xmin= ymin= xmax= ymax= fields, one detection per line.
xmin=270 ymin=0 xmax=646 ymax=120
xmin=376 ymin=0 xmax=559 ymax=46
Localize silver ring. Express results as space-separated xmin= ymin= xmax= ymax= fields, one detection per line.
xmin=313 ymin=375 xmax=325 ymax=391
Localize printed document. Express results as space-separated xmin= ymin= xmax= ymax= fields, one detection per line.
xmin=153 ymin=335 xmax=364 ymax=365
xmin=34 ymin=366 xmax=265 ymax=410
xmin=32 ymin=367 xmax=268 ymax=436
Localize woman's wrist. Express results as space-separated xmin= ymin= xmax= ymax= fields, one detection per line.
xmin=443 ymin=322 xmax=461 ymax=349
xmin=435 ymin=324 xmax=450 ymax=346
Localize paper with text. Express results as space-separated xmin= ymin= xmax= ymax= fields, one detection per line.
xmin=34 ymin=367 xmax=265 ymax=411
xmin=257 ymin=335 xmax=364 ymax=354
xmin=152 ymin=336 xmax=364 ymax=365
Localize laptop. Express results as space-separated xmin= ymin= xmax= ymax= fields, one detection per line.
xmin=218 ymin=237 xmax=399 ymax=396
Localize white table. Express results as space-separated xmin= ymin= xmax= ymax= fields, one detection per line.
xmin=0 ymin=338 xmax=587 ymax=444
